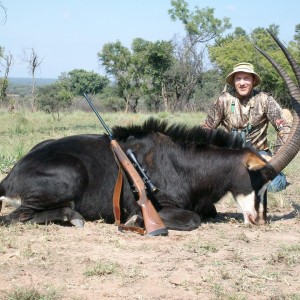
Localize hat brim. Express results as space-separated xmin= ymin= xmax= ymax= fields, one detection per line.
xmin=226 ymin=71 xmax=261 ymax=87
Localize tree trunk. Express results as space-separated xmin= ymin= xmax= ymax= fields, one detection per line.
xmin=31 ymin=74 xmax=36 ymax=112
xmin=162 ymin=84 xmax=169 ymax=112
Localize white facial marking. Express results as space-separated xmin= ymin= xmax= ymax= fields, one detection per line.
xmin=236 ymin=191 xmax=257 ymax=224
xmin=0 ymin=196 xmax=22 ymax=208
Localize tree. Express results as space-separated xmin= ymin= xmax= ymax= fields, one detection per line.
xmin=36 ymin=83 xmax=72 ymax=120
xmin=289 ymin=23 xmax=300 ymax=55
xmin=0 ymin=51 xmax=13 ymax=108
xmin=98 ymin=41 xmax=134 ymax=112
xmin=166 ymin=0 xmax=232 ymax=112
xmin=98 ymin=85 xmax=125 ymax=112
xmin=162 ymin=36 xmax=204 ymax=112
xmin=131 ymin=38 xmax=174 ymax=112
xmin=209 ymin=34 xmax=254 ymax=78
xmin=208 ymin=25 xmax=295 ymax=108
xmin=58 ymin=69 xmax=109 ymax=96
xmin=214 ymin=27 xmax=247 ymax=46
xmin=192 ymin=69 xmax=223 ymax=111
xmin=98 ymin=39 xmax=174 ymax=113
xmin=168 ymin=0 xmax=231 ymax=45
xmin=22 ymin=48 xmax=43 ymax=111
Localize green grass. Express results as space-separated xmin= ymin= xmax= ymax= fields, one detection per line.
xmin=183 ymin=237 xmax=218 ymax=254
xmin=0 ymin=110 xmax=206 ymax=163
xmin=1 ymin=286 xmax=60 ymax=300
xmin=0 ymin=109 xmax=299 ymax=300
xmin=84 ymin=260 xmax=120 ymax=277
xmin=0 ymin=109 xmax=299 ymax=193
xmin=0 ymin=154 xmax=17 ymax=173
xmin=271 ymin=243 xmax=300 ymax=266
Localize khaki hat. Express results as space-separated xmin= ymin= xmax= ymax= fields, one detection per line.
xmin=225 ymin=62 xmax=261 ymax=87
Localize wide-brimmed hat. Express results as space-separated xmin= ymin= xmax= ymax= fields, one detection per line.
xmin=225 ymin=62 xmax=261 ymax=87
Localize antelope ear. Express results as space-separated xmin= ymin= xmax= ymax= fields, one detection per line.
xmin=243 ymin=152 xmax=267 ymax=171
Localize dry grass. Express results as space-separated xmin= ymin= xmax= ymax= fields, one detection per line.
xmin=0 ymin=111 xmax=300 ymax=299
xmin=1 ymin=205 xmax=300 ymax=299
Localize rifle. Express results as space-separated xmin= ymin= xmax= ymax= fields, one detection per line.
xmin=126 ymin=148 xmax=159 ymax=195
xmin=83 ymin=93 xmax=168 ymax=236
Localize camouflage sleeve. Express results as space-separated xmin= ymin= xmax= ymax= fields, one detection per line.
xmin=266 ymin=95 xmax=291 ymax=153
xmin=203 ymin=97 xmax=225 ymax=129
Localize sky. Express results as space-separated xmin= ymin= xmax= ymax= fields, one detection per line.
xmin=1 ymin=0 xmax=300 ymax=79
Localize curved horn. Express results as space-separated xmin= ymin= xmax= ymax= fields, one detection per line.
xmin=254 ymin=32 xmax=300 ymax=181
xmin=266 ymin=29 xmax=300 ymax=87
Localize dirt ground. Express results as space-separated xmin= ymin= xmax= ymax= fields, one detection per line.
xmin=0 ymin=172 xmax=300 ymax=300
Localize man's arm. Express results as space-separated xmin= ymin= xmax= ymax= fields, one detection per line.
xmin=203 ymin=96 xmax=225 ymax=129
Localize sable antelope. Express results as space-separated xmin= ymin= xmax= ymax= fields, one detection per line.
xmin=0 ymin=31 xmax=299 ymax=230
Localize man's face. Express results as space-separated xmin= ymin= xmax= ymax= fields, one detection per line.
xmin=234 ymin=72 xmax=254 ymax=98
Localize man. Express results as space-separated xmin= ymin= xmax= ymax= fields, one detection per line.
xmin=203 ymin=62 xmax=291 ymax=192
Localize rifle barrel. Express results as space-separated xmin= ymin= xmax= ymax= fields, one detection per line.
xmin=83 ymin=93 xmax=113 ymax=138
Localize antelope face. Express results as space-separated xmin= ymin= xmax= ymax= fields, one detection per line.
xmin=235 ymin=189 xmax=267 ymax=225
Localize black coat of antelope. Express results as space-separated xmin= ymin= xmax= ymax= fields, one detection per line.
xmin=1 ymin=31 xmax=300 ymax=231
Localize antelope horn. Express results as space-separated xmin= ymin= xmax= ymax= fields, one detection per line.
xmin=265 ymin=29 xmax=300 ymax=87
xmin=254 ymin=31 xmax=300 ymax=181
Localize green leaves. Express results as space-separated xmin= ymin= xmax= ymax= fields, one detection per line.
xmin=36 ymin=84 xmax=72 ymax=119
xmin=98 ymin=39 xmax=174 ymax=112
xmin=208 ymin=25 xmax=300 ymax=108
xmin=60 ymin=69 xmax=109 ymax=96
xmin=169 ymin=0 xmax=231 ymax=42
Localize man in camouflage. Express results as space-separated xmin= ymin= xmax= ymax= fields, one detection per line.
xmin=203 ymin=62 xmax=290 ymax=192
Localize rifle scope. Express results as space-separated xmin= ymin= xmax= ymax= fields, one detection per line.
xmin=126 ymin=149 xmax=159 ymax=194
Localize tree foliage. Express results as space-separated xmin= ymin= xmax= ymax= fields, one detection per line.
xmin=191 ymin=69 xmax=223 ymax=112
xmin=98 ymin=40 xmax=135 ymax=112
xmin=161 ymin=36 xmax=205 ymax=112
xmin=165 ymin=0 xmax=232 ymax=112
xmin=132 ymin=38 xmax=174 ymax=112
xmin=208 ymin=24 xmax=300 ymax=108
xmin=58 ymin=69 xmax=109 ymax=96
xmin=0 ymin=51 xmax=13 ymax=107
xmin=36 ymin=83 xmax=72 ymax=120
xmin=289 ymin=23 xmax=300 ymax=56
xmin=2 ymin=1 xmax=300 ymax=114
xmin=97 ymin=85 xmax=125 ymax=112
xmin=169 ymin=0 xmax=231 ymax=44
xmin=98 ymin=39 xmax=174 ymax=113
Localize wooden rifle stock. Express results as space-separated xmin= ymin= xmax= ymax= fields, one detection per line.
xmin=110 ymin=140 xmax=168 ymax=236
xmin=83 ymin=93 xmax=168 ymax=236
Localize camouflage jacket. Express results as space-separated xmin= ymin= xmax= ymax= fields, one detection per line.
xmin=203 ymin=90 xmax=291 ymax=153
